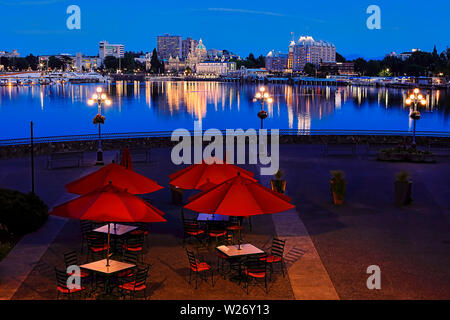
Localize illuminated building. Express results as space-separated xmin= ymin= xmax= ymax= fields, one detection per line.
xmin=157 ymin=34 xmax=182 ymax=61
xmin=292 ymin=36 xmax=336 ymax=71
xmin=99 ymin=41 xmax=124 ymax=61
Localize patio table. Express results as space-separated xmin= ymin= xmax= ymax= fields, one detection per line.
xmin=93 ymin=223 xmax=138 ymax=236
xmin=93 ymin=223 xmax=138 ymax=252
xmin=80 ymin=259 xmax=136 ymax=295
xmin=216 ymin=244 xmax=265 ymax=282
xmin=216 ymin=244 xmax=264 ymax=258
xmin=197 ymin=213 xmax=230 ymax=222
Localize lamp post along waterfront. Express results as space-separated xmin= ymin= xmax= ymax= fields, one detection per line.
xmin=405 ymin=88 xmax=426 ymax=146
xmin=254 ymin=86 xmax=273 ymax=129
xmin=88 ymin=87 xmax=112 ymax=165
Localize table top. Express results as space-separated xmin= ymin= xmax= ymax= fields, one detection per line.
xmin=93 ymin=223 xmax=138 ymax=236
xmin=216 ymin=244 xmax=264 ymax=257
xmin=197 ymin=213 xmax=230 ymax=222
xmin=80 ymin=259 xmax=135 ymax=274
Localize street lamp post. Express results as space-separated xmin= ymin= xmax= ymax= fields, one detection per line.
xmin=254 ymin=86 xmax=273 ymax=129
xmin=405 ymin=88 xmax=426 ymax=146
xmin=88 ymin=87 xmax=112 ymax=165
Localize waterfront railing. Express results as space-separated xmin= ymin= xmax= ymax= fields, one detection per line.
xmin=1 ymin=129 xmax=450 ymax=147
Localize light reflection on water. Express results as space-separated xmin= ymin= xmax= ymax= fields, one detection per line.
xmin=0 ymin=81 xmax=449 ymax=139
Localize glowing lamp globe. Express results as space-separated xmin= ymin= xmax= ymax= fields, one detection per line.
xmin=96 ymin=87 xmax=103 ymax=93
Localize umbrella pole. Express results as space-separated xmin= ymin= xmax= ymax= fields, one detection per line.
xmin=238 ymin=219 xmax=242 ymax=250
xmin=106 ymin=223 xmax=111 ymax=267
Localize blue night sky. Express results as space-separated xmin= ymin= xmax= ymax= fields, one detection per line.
xmin=1 ymin=0 xmax=449 ymax=59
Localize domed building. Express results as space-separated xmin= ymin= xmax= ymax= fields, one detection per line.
xmin=186 ymin=38 xmax=208 ymax=71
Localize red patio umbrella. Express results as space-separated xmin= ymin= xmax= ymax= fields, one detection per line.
xmin=169 ymin=157 xmax=256 ymax=191
xmin=51 ymin=184 xmax=166 ymax=266
xmin=120 ymin=147 xmax=133 ymax=171
xmin=184 ymin=173 xmax=294 ymax=249
xmin=65 ymin=163 xmax=163 ymax=195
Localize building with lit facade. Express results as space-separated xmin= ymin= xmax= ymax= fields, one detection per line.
xmin=157 ymin=34 xmax=182 ymax=61
xmin=292 ymin=36 xmax=336 ymax=72
xmin=196 ymin=61 xmax=236 ymax=76
xmin=182 ymin=38 xmax=198 ymax=59
xmin=265 ymin=51 xmax=288 ymax=72
xmin=0 ymin=49 xmax=20 ymax=58
xmin=75 ymin=53 xmax=102 ymax=72
xmin=99 ymin=41 xmax=124 ymax=61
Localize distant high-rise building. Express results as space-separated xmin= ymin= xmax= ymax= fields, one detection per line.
xmin=292 ymin=36 xmax=335 ymax=72
xmin=182 ymin=37 xmax=198 ymax=59
xmin=265 ymin=50 xmax=288 ymax=72
xmin=99 ymin=41 xmax=124 ymax=61
xmin=157 ymin=34 xmax=182 ymax=60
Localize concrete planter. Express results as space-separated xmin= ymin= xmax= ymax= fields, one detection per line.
xmin=394 ymin=181 xmax=412 ymax=206
xmin=270 ymin=179 xmax=286 ymax=194
xmin=170 ymin=186 xmax=183 ymax=205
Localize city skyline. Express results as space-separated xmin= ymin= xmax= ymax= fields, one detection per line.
xmin=1 ymin=0 xmax=449 ymax=59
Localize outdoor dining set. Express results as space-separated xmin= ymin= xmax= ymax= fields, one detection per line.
xmin=49 ymin=149 xmax=295 ymax=299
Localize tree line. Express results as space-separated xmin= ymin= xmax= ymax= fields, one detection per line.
xmin=0 ymin=48 xmax=165 ymax=74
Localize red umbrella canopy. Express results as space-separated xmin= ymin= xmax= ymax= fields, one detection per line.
xmin=51 ymin=184 xmax=166 ymax=222
xmin=120 ymin=147 xmax=133 ymax=171
xmin=65 ymin=163 xmax=163 ymax=195
xmin=169 ymin=157 xmax=256 ymax=190
xmin=184 ymin=173 xmax=295 ymax=216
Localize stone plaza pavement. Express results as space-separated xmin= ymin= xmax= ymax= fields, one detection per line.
xmin=0 ymin=144 xmax=450 ymax=299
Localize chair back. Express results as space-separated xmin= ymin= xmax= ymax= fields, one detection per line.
xmin=80 ymin=220 xmax=92 ymax=234
xmin=87 ymin=233 xmax=106 ymax=248
xmin=55 ymin=268 xmax=69 ymax=289
xmin=133 ymin=266 xmax=149 ymax=289
xmin=184 ymin=220 xmax=200 ymax=232
xmin=123 ymin=251 xmax=139 ymax=264
xmin=244 ymin=255 xmax=267 ymax=274
xmin=271 ymin=238 xmax=285 ymax=258
xmin=64 ymin=251 xmax=79 ymax=269
xmin=125 ymin=235 xmax=145 ymax=250
xmin=186 ymin=249 xmax=198 ymax=271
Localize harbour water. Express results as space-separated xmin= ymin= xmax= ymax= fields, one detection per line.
xmin=0 ymin=81 xmax=449 ymax=140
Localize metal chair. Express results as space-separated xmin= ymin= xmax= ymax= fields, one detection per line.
xmin=118 ymin=265 xmax=149 ymax=300
xmin=122 ymin=235 xmax=145 ymax=263
xmin=242 ymin=256 xmax=269 ymax=295
xmin=55 ymin=267 xmax=86 ymax=300
xmin=183 ymin=220 xmax=205 ymax=245
xmin=260 ymin=237 xmax=286 ymax=279
xmin=86 ymin=233 xmax=109 ymax=262
xmin=186 ymin=249 xmax=214 ymax=289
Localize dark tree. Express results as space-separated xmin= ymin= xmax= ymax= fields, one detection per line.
xmin=336 ymin=52 xmax=346 ymax=62
xmin=48 ymin=56 xmax=63 ymax=70
xmin=122 ymin=52 xmax=136 ymax=72
xmin=103 ymin=56 xmax=119 ymax=71
xmin=150 ymin=48 xmax=162 ymax=74
xmin=25 ymin=54 xmax=39 ymax=70
xmin=303 ymin=63 xmax=317 ymax=76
